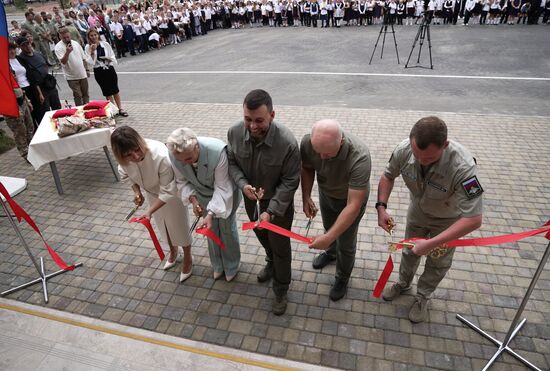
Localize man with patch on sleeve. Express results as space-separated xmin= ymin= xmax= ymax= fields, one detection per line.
xmin=376 ymin=116 xmax=483 ymax=323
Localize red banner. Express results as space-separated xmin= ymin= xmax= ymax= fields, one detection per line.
xmin=196 ymin=227 xmax=225 ymax=250
xmin=242 ymin=221 xmax=314 ymax=244
xmin=373 ymin=221 xmax=550 ymax=298
xmin=129 ymin=217 xmax=165 ymax=261
xmin=0 ymin=181 xmax=74 ymax=270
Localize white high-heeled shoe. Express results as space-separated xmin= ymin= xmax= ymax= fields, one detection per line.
xmin=163 ymin=258 xmax=177 ymax=270
xmin=213 ymin=271 xmax=224 ymax=280
xmin=180 ymin=266 xmax=193 ymax=283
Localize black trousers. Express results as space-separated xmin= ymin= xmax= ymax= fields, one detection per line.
xmin=244 ymin=197 xmax=293 ymax=297
xmin=22 ymin=86 xmax=42 ymax=128
xmin=311 ymin=14 xmax=318 ymax=26
xmin=114 ymin=37 xmax=125 ymax=57
xmin=480 ymin=10 xmax=488 ymax=23
xmin=463 ymin=9 xmax=472 ymax=24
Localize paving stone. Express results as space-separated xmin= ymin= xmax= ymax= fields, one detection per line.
xmin=425 ymin=352 xmax=454 ymax=370
xmin=81 ymin=303 xmax=107 ymax=318
xmin=2 ymin=103 xmax=550 ymax=369
xmin=161 ymin=306 xmax=185 ymax=321
xmin=202 ymin=328 xmax=228 ymax=345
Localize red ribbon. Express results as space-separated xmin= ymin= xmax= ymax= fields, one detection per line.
xmin=373 ymin=221 xmax=550 ymax=298
xmin=373 ymin=256 xmax=394 ymax=298
xmin=0 ymin=181 xmax=74 ymax=271
xmin=242 ymin=221 xmax=314 ymax=244
xmin=196 ymin=227 xmax=225 ymax=250
xmin=129 ymin=217 xmax=165 ymax=261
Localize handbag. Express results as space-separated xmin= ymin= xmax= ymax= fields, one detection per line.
xmin=42 ymin=73 xmax=57 ymax=90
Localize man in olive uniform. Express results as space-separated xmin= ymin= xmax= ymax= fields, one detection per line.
xmin=227 ymin=89 xmax=301 ymax=315
xmin=33 ymin=14 xmax=57 ymax=66
xmin=302 ymin=119 xmax=371 ymax=301
xmin=20 ymin=11 xmax=39 ymax=44
xmin=377 ymin=116 xmax=483 ymax=323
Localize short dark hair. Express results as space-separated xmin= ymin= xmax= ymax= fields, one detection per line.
xmin=243 ymin=89 xmax=273 ymax=112
xmin=409 ymin=116 xmax=448 ymax=150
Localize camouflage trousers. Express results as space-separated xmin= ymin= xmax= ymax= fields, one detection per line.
xmin=4 ymin=101 xmax=34 ymax=159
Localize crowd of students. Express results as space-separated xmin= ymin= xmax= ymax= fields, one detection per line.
xmin=9 ymin=0 xmax=549 ymax=63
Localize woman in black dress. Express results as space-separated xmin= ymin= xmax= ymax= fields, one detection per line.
xmin=85 ymin=29 xmax=128 ymax=116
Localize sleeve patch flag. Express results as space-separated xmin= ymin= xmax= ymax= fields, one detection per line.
xmin=462 ymin=176 xmax=483 ymax=199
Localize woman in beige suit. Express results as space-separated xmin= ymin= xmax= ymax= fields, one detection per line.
xmin=111 ymin=126 xmax=193 ymax=282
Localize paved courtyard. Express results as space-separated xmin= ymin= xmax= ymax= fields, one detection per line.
xmin=1 ymin=101 xmax=549 ymax=370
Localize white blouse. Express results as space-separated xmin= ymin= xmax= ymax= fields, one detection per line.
xmin=174 ymin=150 xmax=235 ymax=219
xmin=85 ymin=41 xmax=117 ymax=69
xmin=9 ymin=58 xmax=30 ymax=88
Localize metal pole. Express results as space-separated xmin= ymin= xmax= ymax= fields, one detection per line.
xmin=103 ymin=146 xmax=120 ymax=182
xmin=502 ymin=241 xmax=550 ymax=347
xmin=456 ymin=240 xmax=549 ymax=371
xmin=40 ymin=257 xmax=49 ymax=303
xmin=391 ymin=24 xmax=400 ymax=64
xmin=49 ymin=162 xmax=64 ymax=195
xmin=0 ymin=197 xmax=43 ymax=276
xmin=381 ymin=25 xmax=387 ymax=59
xmin=369 ymin=25 xmax=385 ymax=64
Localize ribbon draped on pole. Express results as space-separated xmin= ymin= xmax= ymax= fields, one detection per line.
xmin=0 ymin=181 xmax=74 ymax=271
xmin=129 ymin=217 xmax=165 ymax=261
xmin=373 ymin=221 xmax=550 ymax=298
xmin=242 ymin=221 xmax=314 ymax=244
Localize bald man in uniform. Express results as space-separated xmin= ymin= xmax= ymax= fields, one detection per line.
xmin=377 ymin=116 xmax=483 ymax=323
xmin=301 ymin=119 xmax=371 ymax=301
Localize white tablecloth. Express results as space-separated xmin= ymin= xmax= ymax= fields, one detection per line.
xmin=0 ymin=176 xmax=27 ymax=201
xmin=27 ymin=104 xmax=117 ymax=170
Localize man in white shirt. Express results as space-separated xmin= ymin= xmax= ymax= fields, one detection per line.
xmin=110 ymin=19 xmax=125 ymax=58
xmin=54 ymin=27 xmax=89 ymax=106
xmin=463 ymin=0 xmax=476 ymax=24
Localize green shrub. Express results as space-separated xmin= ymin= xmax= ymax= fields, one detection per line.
xmin=14 ymin=0 xmax=26 ymax=11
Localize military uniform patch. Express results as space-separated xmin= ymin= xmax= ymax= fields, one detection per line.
xmin=462 ymin=176 xmax=483 ymax=199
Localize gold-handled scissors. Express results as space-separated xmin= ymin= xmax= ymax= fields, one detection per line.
xmin=125 ymin=204 xmax=140 ymax=221
xmin=429 ymin=244 xmax=448 ymax=259
xmin=387 ymin=241 xmax=415 ymax=252
xmin=387 ymin=217 xmax=396 ymax=237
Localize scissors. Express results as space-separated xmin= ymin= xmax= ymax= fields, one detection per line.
xmin=305 ymin=217 xmax=313 ymax=237
xmin=387 ymin=241 xmax=415 ymax=252
xmin=252 ymin=189 xmax=261 ymax=223
xmin=125 ymin=204 xmax=140 ymax=221
xmin=387 ymin=217 xmax=396 ymax=237
xmin=189 ymin=215 xmax=201 ymax=234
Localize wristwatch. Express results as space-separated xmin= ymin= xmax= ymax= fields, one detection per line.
xmin=375 ymin=201 xmax=387 ymax=210
xmin=207 ymin=210 xmax=215 ymax=217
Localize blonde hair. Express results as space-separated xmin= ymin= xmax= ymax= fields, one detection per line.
xmin=110 ymin=126 xmax=148 ymax=165
xmin=166 ymin=128 xmax=198 ymax=154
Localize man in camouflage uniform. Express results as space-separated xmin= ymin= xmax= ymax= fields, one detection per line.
xmin=376 ymin=116 xmax=483 ymax=323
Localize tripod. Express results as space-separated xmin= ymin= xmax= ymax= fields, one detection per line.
xmin=405 ymin=16 xmax=433 ymax=69
xmin=369 ymin=19 xmax=400 ymax=65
